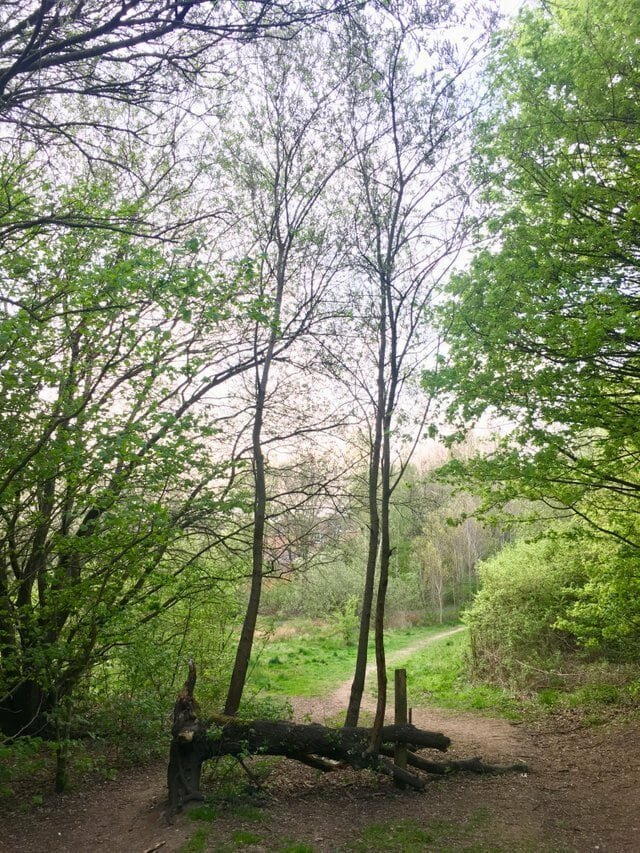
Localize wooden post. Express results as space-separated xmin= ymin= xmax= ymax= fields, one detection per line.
xmin=394 ymin=668 xmax=408 ymax=788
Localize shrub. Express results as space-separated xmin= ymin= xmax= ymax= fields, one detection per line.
xmin=558 ymin=547 xmax=640 ymax=661
xmin=464 ymin=537 xmax=584 ymax=688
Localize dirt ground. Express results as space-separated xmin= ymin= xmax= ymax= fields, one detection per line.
xmin=2 ymin=629 xmax=639 ymax=852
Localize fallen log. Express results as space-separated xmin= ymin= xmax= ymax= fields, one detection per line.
xmin=379 ymin=746 xmax=528 ymax=776
xmin=167 ymin=662 xmax=526 ymax=814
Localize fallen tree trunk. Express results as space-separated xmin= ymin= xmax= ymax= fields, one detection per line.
xmin=167 ymin=662 xmax=526 ymax=814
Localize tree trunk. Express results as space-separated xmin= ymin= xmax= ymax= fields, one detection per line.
xmin=344 ymin=472 xmax=379 ymax=727
xmin=0 ymin=679 xmax=53 ymax=737
xmin=345 ymin=275 xmax=387 ymax=728
xmin=224 ymin=259 xmax=285 ymax=717
xmin=169 ymin=714 xmax=451 ymax=811
xmin=370 ymin=405 xmax=393 ymax=750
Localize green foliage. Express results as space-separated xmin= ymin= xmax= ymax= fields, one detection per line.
xmin=401 ymin=630 xmax=520 ymax=719
xmin=261 ymin=469 xmax=505 ymax=628
xmin=465 ymin=528 xmax=640 ymax=693
xmin=332 ymin=595 xmax=360 ymax=646
xmin=427 ymin=0 xmax=640 ymax=552
xmin=0 ymin=737 xmax=45 ymax=798
xmin=464 ymin=538 xmax=585 ymax=688
xmin=261 ymin=559 xmax=366 ymax=619
xmin=558 ymin=548 xmax=640 ymax=660
xmin=0 ymin=179 xmax=259 ymax=735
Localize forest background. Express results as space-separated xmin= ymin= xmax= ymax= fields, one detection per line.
xmin=0 ymin=0 xmax=637 ymax=797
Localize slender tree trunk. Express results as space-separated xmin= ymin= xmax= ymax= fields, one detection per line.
xmin=370 ymin=272 xmax=398 ymax=749
xmin=223 ymin=395 xmax=268 ymax=716
xmin=224 ymin=262 xmax=285 ymax=717
xmin=344 ymin=287 xmax=387 ymax=728
xmin=343 ymin=450 xmax=380 ymax=726
xmin=370 ymin=411 xmax=392 ymax=749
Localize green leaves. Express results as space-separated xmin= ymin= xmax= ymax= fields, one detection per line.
xmin=0 ymin=175 xmax=263 ymax=731
xmin=429 ymin=0 xmax=640 ymax=551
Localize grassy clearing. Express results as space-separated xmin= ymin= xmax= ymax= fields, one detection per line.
xmin=246 ymin=622 xmax=459 ymax=699
xmin=399 ymin=630 xmax=523 ymax=720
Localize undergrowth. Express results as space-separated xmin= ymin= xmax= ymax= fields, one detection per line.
xmin=400 ymin=629 xmax=640 ymax=724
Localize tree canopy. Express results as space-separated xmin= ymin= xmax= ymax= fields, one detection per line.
xmin=427 ymin=0 xmax=640 ymax=550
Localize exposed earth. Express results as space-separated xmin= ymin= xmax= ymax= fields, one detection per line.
xmin=2 ymin=628 xmax=639 ymax=852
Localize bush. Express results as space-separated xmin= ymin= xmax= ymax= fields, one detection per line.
xmin=558 ymin=546 xmax=640 ymax=661
xmin=464 ymin=537 xmax=584 ymax=688
xmin=465 ymin=527 xmax=640 ymax=691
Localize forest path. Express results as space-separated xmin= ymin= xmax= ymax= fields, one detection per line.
xmin=292 ymin=624 xmax=467 ymax=724
xmin=3 ymin=626 xmax=639 ymax=853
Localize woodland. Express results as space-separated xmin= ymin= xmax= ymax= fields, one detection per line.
xmin=0 ymin=0 xmax=638 ymax=842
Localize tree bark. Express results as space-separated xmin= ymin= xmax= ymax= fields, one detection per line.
xmin=169 ymin=714 xmax=450 ymax=812
xmin=168 ymin=665 xmax=526 ymax=814
xmin=224 ymin=252 xmax=285 ymax=717
xmin=344 ymin=274 xmax=386 ymax=728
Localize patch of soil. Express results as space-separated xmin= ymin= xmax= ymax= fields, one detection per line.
xmin=0 ymin=762 xmax=192 ymax=853
xmin=3 ymin=628 xmax=639 ymax=852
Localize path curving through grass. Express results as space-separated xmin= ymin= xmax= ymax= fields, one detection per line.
xmin=293 ymin=624 xmax=467 ymax=724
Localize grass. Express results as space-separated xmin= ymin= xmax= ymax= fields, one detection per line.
xmin=399 ymin=629 xmax=640 ymax=724
xmin=348 ymin=819 xmax=437 ymax=851
xmin=399 ymin=630 xmax=524 ymax=720
xmin=244 ymin=619 xmax=528 ymax=720
xmin=232 ymin=829 xmax=262 ymax=845
xmin=188 ymin=803 xmax=220 ymax=822
xmin=246 ymin=622 xmax=460 ymax=700
xmin=533 ymin=671 xmax=640 ymax=722
xmin=179 ymin=827 xmax=211 ymax=853
xmin=345 ymin=812 xmax=565 ymax=853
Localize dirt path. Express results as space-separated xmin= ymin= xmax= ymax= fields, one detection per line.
xmin=3 ymin=627 xmax=639 ymax=852
xmin=294 ymin=625 xmax=466 ymax=724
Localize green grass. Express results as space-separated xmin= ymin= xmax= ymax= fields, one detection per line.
xmin=345 ymin=812 xmax=494 ymax=852
xmin=348 ymin=819 xmax=437 ymax=851
xmin=400 ymin=630 xmax=523 ymax=720
xmin=228 ymin=803 xmax=266 ymax=822
xmin=533 ymin=675 xmax=640 ymax=722
xmin=246 ymin=622 xmax=459 ymax=699
xmin=179 ymin=827 xmax=211 ymax=853
xmin=345 ymin=812 xmax=563 ymax=853
xmin=232 ymin=829 xmax=261 ymax=845
xmin=188 ymin=803 xmax=220 ymax=822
